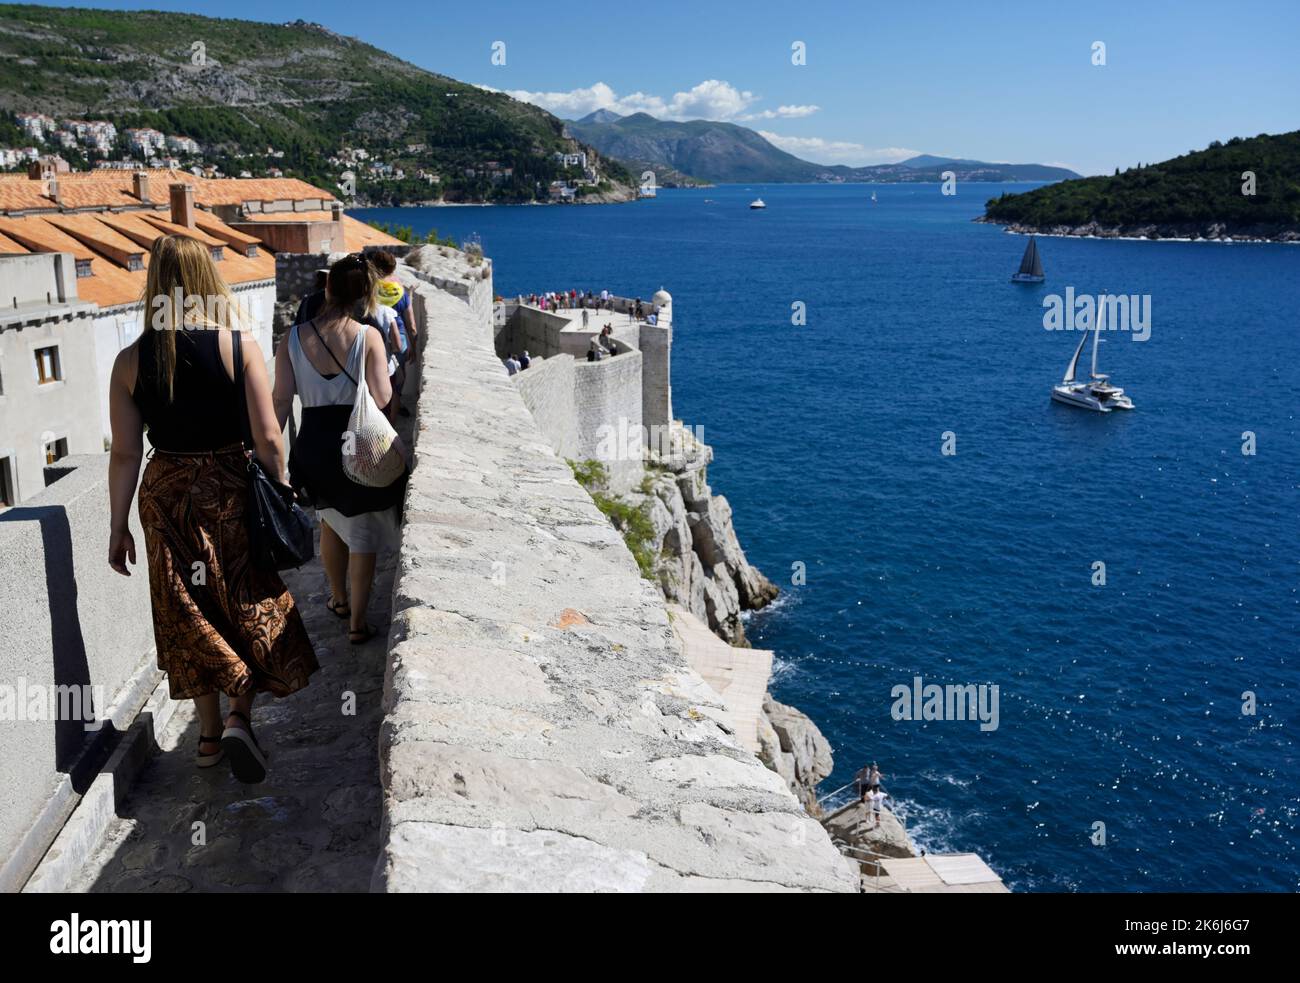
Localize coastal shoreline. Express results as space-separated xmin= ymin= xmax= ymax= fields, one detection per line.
xmin=977 ymin=216 xmax=1300 ymax=244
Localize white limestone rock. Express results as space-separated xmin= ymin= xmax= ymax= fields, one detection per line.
xmin=761 ymin=694 xmax=834 ymax=809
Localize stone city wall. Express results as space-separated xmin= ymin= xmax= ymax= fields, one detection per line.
xmin=0 ymin=455 xmax=156 ymax=891
xmin=571 ymin=348 xmax=643 ymax=491
xmin=372 ymin=262 xmax=856 ymax=892
xmin=511 ymin=356 xmax=580 ymax=463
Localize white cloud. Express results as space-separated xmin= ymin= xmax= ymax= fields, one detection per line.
xmin=757 ymin=131 xmax=920 ymax=166
xmin=500 ymin=79 xmax=815 ymax=123
xmin=739 ymin=104 xmax=821 ymax=121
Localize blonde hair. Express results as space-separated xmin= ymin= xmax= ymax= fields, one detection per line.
xmin=141 ymin=234 xmax=243 ymax=401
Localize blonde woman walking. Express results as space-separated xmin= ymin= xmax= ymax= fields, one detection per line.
xmin=108 ymin=234 xmax=317 ymax=784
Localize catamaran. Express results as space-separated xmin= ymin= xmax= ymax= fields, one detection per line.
xmin=1051 ymin=314 xmax=1135 ymax=412
xmin=1011 ymin=236 xmax=1045 ymax=283
xmin=749 ymin=198 xmax=766 ymax=209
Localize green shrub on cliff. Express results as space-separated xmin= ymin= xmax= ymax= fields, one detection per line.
xmin=593 ymin=495 xmax=657 ymax=580
xmin=567 ymin=459 xmax=656 ymax=580
xmin=567 ymin=459 xmax=609 ymax=490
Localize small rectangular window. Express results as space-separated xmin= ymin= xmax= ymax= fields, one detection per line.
xmin=35 ymin=345 xmax=62 ymax=384
xmin=0 ymin=456 xmax=14 ymax=507
xmin=44 ymin=437 xmax=68 ymax=466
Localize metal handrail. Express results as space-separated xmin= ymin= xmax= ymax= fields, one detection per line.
xmin=834 ymin=843 xmax=903 ymax=894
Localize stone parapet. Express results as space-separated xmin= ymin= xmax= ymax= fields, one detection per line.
xmin=371 ymin=263 xmax=856 ymax=893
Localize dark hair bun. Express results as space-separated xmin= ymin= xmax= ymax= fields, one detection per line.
xmin=327 ymin=253 xmax=376 ymax=310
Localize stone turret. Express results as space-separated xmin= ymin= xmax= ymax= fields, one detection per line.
xmin=641 ymin=288 xmax=672 ymax=432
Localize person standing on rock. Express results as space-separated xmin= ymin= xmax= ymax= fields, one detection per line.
xmin=865 ymin=785 xmax=888 ymax=830
xmin=854 ymin=764 xmax=872 ymax=799
xmin=108 ymin=234 xmax=318 ymax=785
xmin=868 ymin=762 xmax=884 ymax=790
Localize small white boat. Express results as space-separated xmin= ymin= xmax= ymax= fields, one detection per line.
xmin=871 ymin=191 xmax=878 ymax=203
xmin=749 ymin=198 xmax=766 ymax=209
xmin=1051 ymin=315 xmax=1134 ymax=412
xmin=1011 ymin=236 xmax=1045 ymax=283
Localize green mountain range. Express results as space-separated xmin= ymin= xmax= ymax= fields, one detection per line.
xmin=565 ymin=110 xmax=1081 ymax=185
xmin=981 ymin=131 xmax=1300 ymax=241
xmin=0 ymin=3 xmax=633 ymax=204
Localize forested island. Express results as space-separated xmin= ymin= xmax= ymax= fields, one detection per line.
xmin=980 ymin=130 xmax=1300 ymax=242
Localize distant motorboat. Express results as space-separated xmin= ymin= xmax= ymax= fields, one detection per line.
xmin=749 ymin=198 xmax=766 ymax=209
xmin=1051 ymin=315 xmax=1134 ymax=412
xmin=1011 ymin=236 xmax=1045 ymax=283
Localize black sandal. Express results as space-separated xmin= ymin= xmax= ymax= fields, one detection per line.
xmin=349 ymin=624 xmax=378 ymax=646
xmin=326 ymin=597 xmax=351 ymax=619
xmin=196 ymin=733 xmax=224 ymax=769
xmin=220 ymin=710 xmax=268 ymax=784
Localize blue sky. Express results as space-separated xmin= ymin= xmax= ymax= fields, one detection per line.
xmin=41 ymin=0 xmax=1300 ymax=175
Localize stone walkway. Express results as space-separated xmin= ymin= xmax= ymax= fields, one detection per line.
xmin=71 ymin=397 xmax=416 ymax=893
xmin=72 ymin=541 xmax=394 ymax=893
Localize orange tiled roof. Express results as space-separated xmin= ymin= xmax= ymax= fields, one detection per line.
xmin=43 ymin=213 xmax=145 ymax=268
xmin=0 ymin=178 xmax=53 ymax=212
xmin=343 ymin=215 xmax=407 ymax=250
xmin=190 ymin=177 xmax=334 ymax=207
xmin=239 ymin=209 xmax=335 ymax=223
xmin=78 ymin=264 xmax=148 ymax=310
xmin=0 ymin=211 xmax=274 ymax=309
xmin=0 ymin=215 xmax=96 ymax=263
xmin=0 ymin=229 xmax=31 ymax=253
xmin=228 ymin=211 xmax=401 ymax=252
xmin=137 ymin=213 xmax=226 ymax=247
xmin=0 ymin=170 xmax=328 ymax=212
xmin=193 ymin=213 xmax=261 ymax=249
xmin=0 ymin=170 xmax=399 ymax=307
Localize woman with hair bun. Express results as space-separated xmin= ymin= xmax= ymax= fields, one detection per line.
xmin=274 ymin=253 xmax=406 ymax=645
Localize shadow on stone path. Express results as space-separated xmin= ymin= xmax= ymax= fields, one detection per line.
xmin=73 ymin=393 xmax=418 ymax=893
xmin=73 ymin=540 xmax=394 ymax=893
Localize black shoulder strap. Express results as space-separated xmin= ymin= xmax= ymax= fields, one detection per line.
xmin=232 ymin=329 xmax=253 ymax=450
xmin=309 ymin=318 xmax=359 ymax=387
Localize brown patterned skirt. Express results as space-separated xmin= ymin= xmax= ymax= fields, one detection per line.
xmin=138 ymin=445 xmax=318 ymax=700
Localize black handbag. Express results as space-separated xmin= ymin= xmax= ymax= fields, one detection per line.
xmin=232 ymin=330 xmax=315 ymax=571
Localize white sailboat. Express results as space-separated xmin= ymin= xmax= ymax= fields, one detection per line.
xmin=871 ymin=191 xmax=878 ymax=203
xmin=1051 ymin=312 xmax=1135 ymax=412
xmin=1011 ymin=236 xmax=1045 ymax=283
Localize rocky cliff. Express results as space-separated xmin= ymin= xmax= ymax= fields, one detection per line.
xmin=627 ymin=425 xmax=776 ymax=645
xmin=601 ymin=423 xmax=834 ymax=811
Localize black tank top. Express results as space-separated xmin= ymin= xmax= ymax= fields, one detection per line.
xmin=132 ymin=329 xmax=245 ymax=452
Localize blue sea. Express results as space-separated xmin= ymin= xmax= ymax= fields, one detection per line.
xmin=356 ymin=183 xmax=1299 ymax=892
